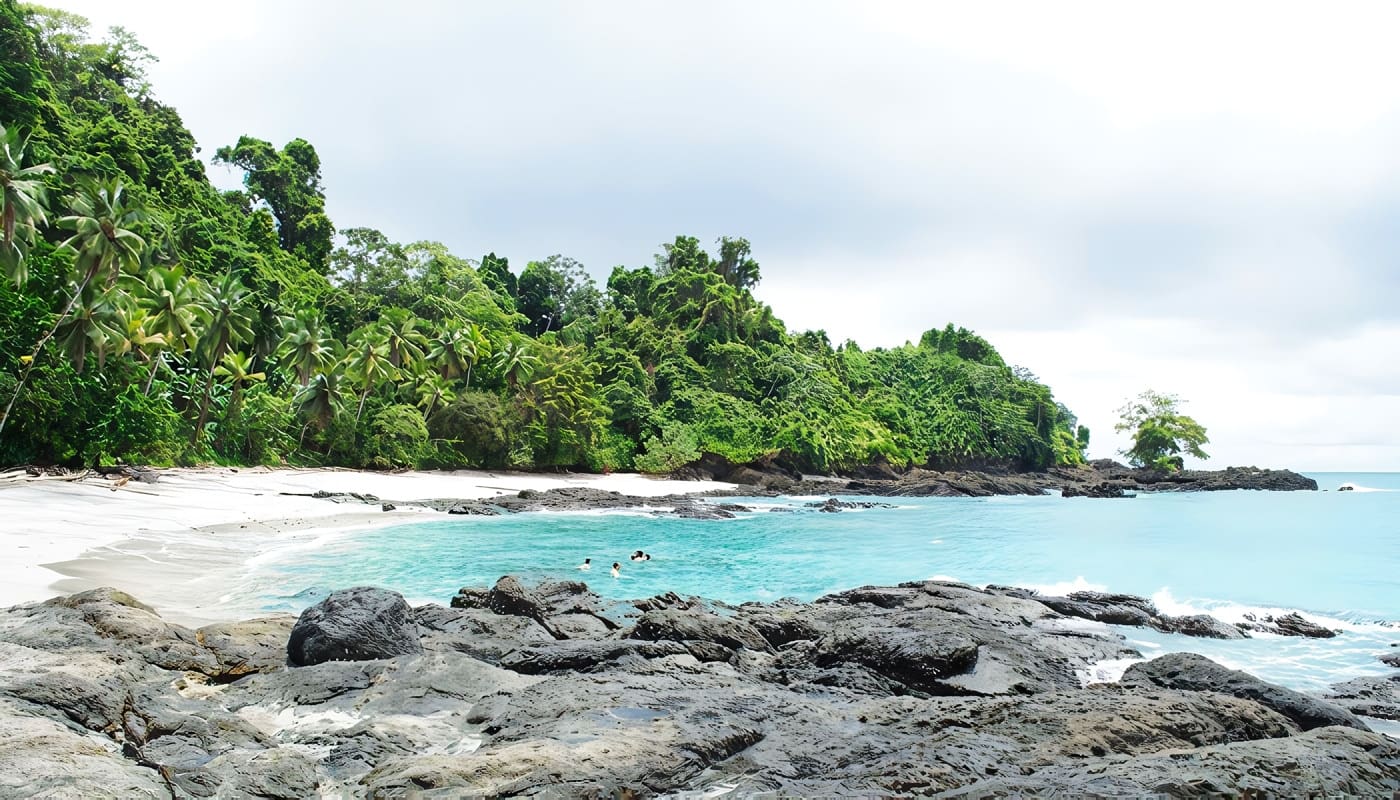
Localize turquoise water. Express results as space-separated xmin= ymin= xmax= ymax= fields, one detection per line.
xmin=255 ymin=472 xmax=1400 ymax=693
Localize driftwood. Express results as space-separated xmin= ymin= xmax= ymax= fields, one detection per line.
xmin=93 ymin=465 xmax=161 ymax=484
xmin=0 ymin=468 xmax=91 ymax=485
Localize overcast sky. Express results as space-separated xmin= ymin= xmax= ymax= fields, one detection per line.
xmin=52 ymin=0 xmax=1400 ymax=471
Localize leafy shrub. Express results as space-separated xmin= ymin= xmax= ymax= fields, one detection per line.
xmin=635 ymin=422 xmax=700 ymax=474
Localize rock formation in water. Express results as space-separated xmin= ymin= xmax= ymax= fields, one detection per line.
xmin=0 ymin=581 xmax=1393 ymax=796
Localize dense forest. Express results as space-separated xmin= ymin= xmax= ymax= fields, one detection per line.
xmin=0 ymin=2 xmax=1088 ymax=474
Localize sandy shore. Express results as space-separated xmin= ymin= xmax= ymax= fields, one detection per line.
xmin=1 ymin=467 xmax=734 ymax=625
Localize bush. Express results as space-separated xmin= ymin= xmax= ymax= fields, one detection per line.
xmin=216 ymin=385 xmax=296 ymax=465
xmin=92 ymin=385 xmax=184 ymax=465
xmin=363 ymin=403 xmax=429 ymax=469
xmin=584 ymin=426 xmax=637 ymax=473
xmin=635 ymin=422 xmax=700 ymax=474
xmin=428 ymin=391 xmax=509 ymax=467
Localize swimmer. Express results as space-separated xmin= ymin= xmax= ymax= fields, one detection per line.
xmin=578 ymin=558 xmax=591 ymax=571
xmin=630 ymin=550 xmax=652 ymax=562
xmin=611 ymin=562 xmax=621 ymax=578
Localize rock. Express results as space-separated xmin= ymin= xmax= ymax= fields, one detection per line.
xmin=1237 ymin=611 xmax=1339 ymax=638
xmin=629 ymin=609 xmax=772 ymax=653
xmin=197 ymin=615 xmax=297 ymax=679
xmin=1033 ymin=591 xmax=1161 ymax=627
xmin=380 ymin=502 xmax=395 ymax=511
xmin=1169 ymin=613 xmax=1250 ymax=640
xmin=498 ymin=640 xmax=689 ymax=674
xmin=286 ymin=587 xmax=423 ymax=667
xmin=1324 ymin=673 xmax=1400 ymax=720
xmin=1382 ymin=652 xmax=1400 ymax=668
xmin=1121 ymin=652 xmax=1367 ymax=731
xmin=805 ymin=498 xmax=897 ymax=512
xmin=0 ymin=582 xmax=1387 ymax=796
xmin=934 ymin=726 xmax=1399 ymax=798
xmin=995 ymin=588 xmax=1249 ymax=640
xmin=1061 ymin=481 xmax=1127 ymax=498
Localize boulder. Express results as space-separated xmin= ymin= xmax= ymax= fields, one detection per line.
xmin=286 ymin=587 xmax=422 ymax=667
xmin=1121 ymin=652 xmax=1367 ymax=731
xmin=1324 ymin=673 xmax=1400 ymax=721
xmin=1237 ymin=611 xmax=1339 ymax=638
xmin=629 ymin=609 xmax=772 ymax=653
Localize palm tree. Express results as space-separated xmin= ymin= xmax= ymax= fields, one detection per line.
xmin=375 ymin=308 xmax=428 ymax=374
xmin=128 ymin=264 xmax=206 ymax=393
xmin=427 ymin=321 xmax=489 ymax=387
xmin=52 ymin=284 xmax=124 ymax=373
xmin=133 ymin=265 xmax=205 ymax=352
xmin=344 ymin=329 xmax=396 ymax=422
xmin=110 ymin=306 xmax=169 ymax=390
xmin=494 ymin=337 xmax=540 ymax=393
xmin=214 ymin=351 xmax=265 ymax=414
xmin=0 ymin=179 xmax=147 ymax=439
xmin=0 ymin=124 xmax=55 ymax=287
xmin=193 ymin=273 xmax=256 ymax=441
xmin=294 ymin=371 xmax=342 ymax=448
xmin=415 ymin=372 xmax=455 ymax=418
xmin=277 ymin=309 xmax=336 ymax=388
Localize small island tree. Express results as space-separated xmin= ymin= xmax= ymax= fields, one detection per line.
xmin=1115 ymin=390 xmax=1209 ymax=471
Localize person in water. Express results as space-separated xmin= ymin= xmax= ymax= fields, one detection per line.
xmin=611 ymin=562 xmax=621 ymax=578
xmin=578 ymin=558 xmax=591 ymax=571
xmin=630 ymin=550 xmax=651 ymax=562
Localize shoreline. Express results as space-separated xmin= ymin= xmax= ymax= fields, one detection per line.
xmin=1 ymin=466 xmax=736 ymax=624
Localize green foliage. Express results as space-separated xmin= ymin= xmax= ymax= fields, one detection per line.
xmin=635 ymin=422 xmax=700 ymax=474
xmin=1115 ymin=390 xmax=1209 ymax=471
xmin=0 ymin=8 xmax=1088 ymax=476
xmin=214 ymin=136 xmax=333 ymax=273
xmin=362 ymin=403 xmax=428 ymax=469
xmin=428 ymin=390 xmax=509 ymax=467
xmin=92 ymin=383 xmax=181 ymax=464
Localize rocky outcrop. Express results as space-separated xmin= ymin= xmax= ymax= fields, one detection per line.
xmin=1325 ymin=673 xmax=1400 ymax=721
xmin=1121 ymin=652 xmax=1367 ymax=731
xmin=286 ymin=587 xmax=423 ymax=666
xmin=989 ymin=587 xmax=1250 ymax=640
xmin=1238 ymin=611 xmax=1339 ymax=638
xmin=0 ymin=582 xmax=1393 ymax=797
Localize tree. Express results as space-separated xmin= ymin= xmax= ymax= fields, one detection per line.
xmin=428 ymin=321 xmax=488 ymax=387
xmin=494 ymin=337 xmax=539 ymax=393
xmin=193 ymin=273 xmax=256 ymax=441
xmin=1115 ymin=390 xmax=1209 ymax=471
xmin=214 ymin=351 xmax=263 ymax=414
xmin=214 ymin=136 xmax=333 ymax=272
xmin=516 ymin=255 xmax=599 ymax=337
xmin=0 ymin=123 xmax=54 ymax=286
xmin=343 ymin=328 xmax=395 ymax=422
xmin=277 ymin=309 xmax=336 ymax=388
xmin=0 ymin=178 xmax=146 ymax=440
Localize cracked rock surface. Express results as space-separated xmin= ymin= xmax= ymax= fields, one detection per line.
xmin=1 ymin=580 xmax=1395 ymax=797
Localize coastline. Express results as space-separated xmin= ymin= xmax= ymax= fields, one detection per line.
xmin=1 ymin=467 xmax=736 ymax=625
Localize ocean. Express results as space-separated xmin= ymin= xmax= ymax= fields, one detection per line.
xmin=251 ymin=472 xmax=1400 ymax=694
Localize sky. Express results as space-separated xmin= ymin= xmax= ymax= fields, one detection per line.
xmin=49 ymin=0 xmax=1400 ymax=471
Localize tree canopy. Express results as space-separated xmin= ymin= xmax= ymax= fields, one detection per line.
xmin=0 ymin=3 xmax=1088 ymax=474
xmin=1114 ymin=389 xmax=1209 ymax=471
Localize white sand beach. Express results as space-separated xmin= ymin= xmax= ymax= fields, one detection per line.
xmin=0 ymin=468 xmax=734 ymax=625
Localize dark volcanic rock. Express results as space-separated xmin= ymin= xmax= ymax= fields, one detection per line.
xmin=993 ymin=588 xmax=1249 ymax=640
xmin=629 ymin=608 xmax=772 ymax=652
xmin=286 ymin=587 xmax=423 ymax=666
xmin=1237 ymin=611 xmax=1339 ymax=638
xmin=1121 ymin=652 xmax=1367 ymax=731
xmin=1061 ymin=481 xmax=1128 ymax=498
xmin=1324 ymin=673 xmax=1400 ymax=720
xmin=1 ymin=581 xmax=1390 ymax=797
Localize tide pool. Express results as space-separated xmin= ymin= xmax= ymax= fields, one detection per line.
xmin=251 ymin=472 xmax=1400 ymax=692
